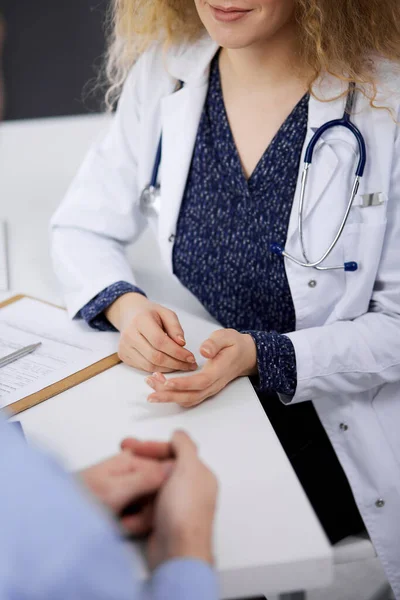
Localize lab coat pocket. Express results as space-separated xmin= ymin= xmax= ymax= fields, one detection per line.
xmin=334 ymin=218 xmax=388 ymax=320
xmin=348 ymin=192 xmax=388 ymax=223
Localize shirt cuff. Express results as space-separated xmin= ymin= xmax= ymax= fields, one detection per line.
xmin=242 ymin=330 xmax=297 ymax=395
xmin=147 ymin=558 xmax=218 ymax=600
xmin=79 ymin=281 xmax=146 ymax=331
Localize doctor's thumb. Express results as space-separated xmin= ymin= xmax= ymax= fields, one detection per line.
xmin=200 ymin=337 xmax=224 ymax=359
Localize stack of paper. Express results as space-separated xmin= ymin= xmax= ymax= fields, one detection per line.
xmin=0 ymin=297 xmax=119 ymax=409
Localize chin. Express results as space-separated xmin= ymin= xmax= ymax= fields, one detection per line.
xmin=205 ymin=23 xmax=261 ymax=50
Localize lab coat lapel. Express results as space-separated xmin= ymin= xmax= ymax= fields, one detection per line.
xmin=286 ymin=77 xmax=348 ymax=246
xmin=158 ymin=82 xmax=209 ymax=264
xmin=158 ymin=36 xmax=219 ymax=268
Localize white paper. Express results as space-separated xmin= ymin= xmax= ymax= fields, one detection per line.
xmin=0 ymin=221 xmax=8 ymax=292
xmin=0 ymin=298 xmax=119 ymax=408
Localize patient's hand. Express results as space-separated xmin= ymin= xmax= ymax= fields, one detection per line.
xmin=80 ymin=450 xmax=172 ymax=536
xmin=123 ymin=433 xmax=218 ymax=570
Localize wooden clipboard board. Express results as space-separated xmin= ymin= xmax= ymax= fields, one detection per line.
xmin=1 ymin=295 xmax=121 ymax=417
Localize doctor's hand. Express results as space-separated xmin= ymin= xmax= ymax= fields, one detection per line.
xmin=145 ymin=329 xmax=258 ymax=408
xmin=104 ymin=292 xmax=198 ymax=373
xmin=80 ymin=450 xmax=172 ymax=536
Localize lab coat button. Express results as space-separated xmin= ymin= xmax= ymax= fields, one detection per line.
xmin=340 ymin=423 xmax=349 ymax=431
xmin=375 ymin=499 xmax=385 ymax=508
xmin=168 ymin=234 xmax=176 ymax=243
xmin=308 ymin=280 xmax=317 ymax=288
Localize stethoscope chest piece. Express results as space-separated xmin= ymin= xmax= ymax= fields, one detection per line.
xmin=139 ymin=184 xmax=161 ymax=217
xmin=139 ymin=80 xmax=183 ymax=219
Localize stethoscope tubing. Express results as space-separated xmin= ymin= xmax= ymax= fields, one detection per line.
xmin=150 ymin=135 xmax=163 ymax=189
xmin=272 ymin=83 xmax=365 ymax=272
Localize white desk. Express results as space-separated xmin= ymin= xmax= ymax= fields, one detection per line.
xmin=0 ymin=115 xmax=333 ymax=599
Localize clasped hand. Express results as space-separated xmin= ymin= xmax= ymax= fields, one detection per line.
xmin=81 ymin=432 xmax=217 ymax=569
xmin=146 ymin=327 xmax=258 ymax=407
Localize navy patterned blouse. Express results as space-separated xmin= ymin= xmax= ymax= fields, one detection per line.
xmin=80 ymin=54 xmax=309 ymax=396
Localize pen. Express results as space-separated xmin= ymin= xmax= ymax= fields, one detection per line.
xmin=0 ymin=342 xmax=42 ymax=369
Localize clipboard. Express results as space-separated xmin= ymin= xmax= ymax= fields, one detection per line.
xmin=0 ymin=295 xmax=121 ymax=417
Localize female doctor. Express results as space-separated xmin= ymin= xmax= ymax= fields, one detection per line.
xmin=51 ymin=0 xmax=400 ymax=595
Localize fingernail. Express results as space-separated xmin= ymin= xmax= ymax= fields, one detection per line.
xmin=186 ymin=355 xmax=196 ymax=363
xmin=190 ymin=363 xmax=198 ymax=371
xmin=148 ymin=396 xmax=160 ymax=403
xmin=152 ymin=372 xmax=164 ymax=382
xmin=164 ymin=381 xmax=176 ymax=390
xmin=145 ymin=378 xmax=156 ymax=390
xmin=202 ymin=346 xmax=211 ymax=356
xmin=177 ymin=335 xmax=186 ymax=345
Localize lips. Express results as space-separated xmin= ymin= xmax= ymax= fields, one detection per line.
xmin=212 ymin=4 xmax=250 ymax=11
xmin=209 ymin=4 xmax=252 ymax=23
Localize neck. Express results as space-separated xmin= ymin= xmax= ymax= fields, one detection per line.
xmin=220 ymin=21 xmax=306 ymax=89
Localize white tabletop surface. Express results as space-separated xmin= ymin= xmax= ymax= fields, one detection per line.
xmin=0 ymin=115 xmax=333 ymax=598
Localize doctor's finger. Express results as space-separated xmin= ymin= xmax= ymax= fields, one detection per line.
xmin=119 ymin=344 xmax=176 ymax=374
xmin=161 ymin=351 xmax=230 ymax=388
xmin=157 ymin=307 xmax=187 ymax=345
xmin=137 ymin=316 xmax=196 ymax=365
xmin=147 ymin=379 xmax=225 ymax=407
xmin=147 ymin=371 xmax=217 ymax=393
xmin=133 ymin=332 xmax=198 ymax=372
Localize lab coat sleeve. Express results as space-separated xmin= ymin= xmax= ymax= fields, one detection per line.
xmin=285 ymin=119 xmax=400 ymax=404
xmin=50 ymin=55 xmax=148 ymax=319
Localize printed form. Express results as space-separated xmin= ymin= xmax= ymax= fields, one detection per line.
xmin=0 ymin=298 xmax=118 ymax=409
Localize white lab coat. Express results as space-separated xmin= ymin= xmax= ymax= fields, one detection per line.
xmin=51 ymin=36 xmax=400 ymax=596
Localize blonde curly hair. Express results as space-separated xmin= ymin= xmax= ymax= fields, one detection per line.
xmin=104 ymin=0 xmax=400 ymax=110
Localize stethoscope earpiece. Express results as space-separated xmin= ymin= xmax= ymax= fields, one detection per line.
xmin=270 ymin=244 xmax=358 ymax=273
xmin=270 ymin=243 xmax=284 ymax=257
xmin=344 ymin=262 xmax=358 ymax=272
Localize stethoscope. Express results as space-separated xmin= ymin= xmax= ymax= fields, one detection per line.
xmin=139 ymin=81 xmax=184 ymax=217
xmin=140 ymin=82 xmax=366 ymax=272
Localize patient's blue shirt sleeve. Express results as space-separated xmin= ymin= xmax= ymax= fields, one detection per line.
xmin=0 ymin=418 xmax=218 ymax=600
